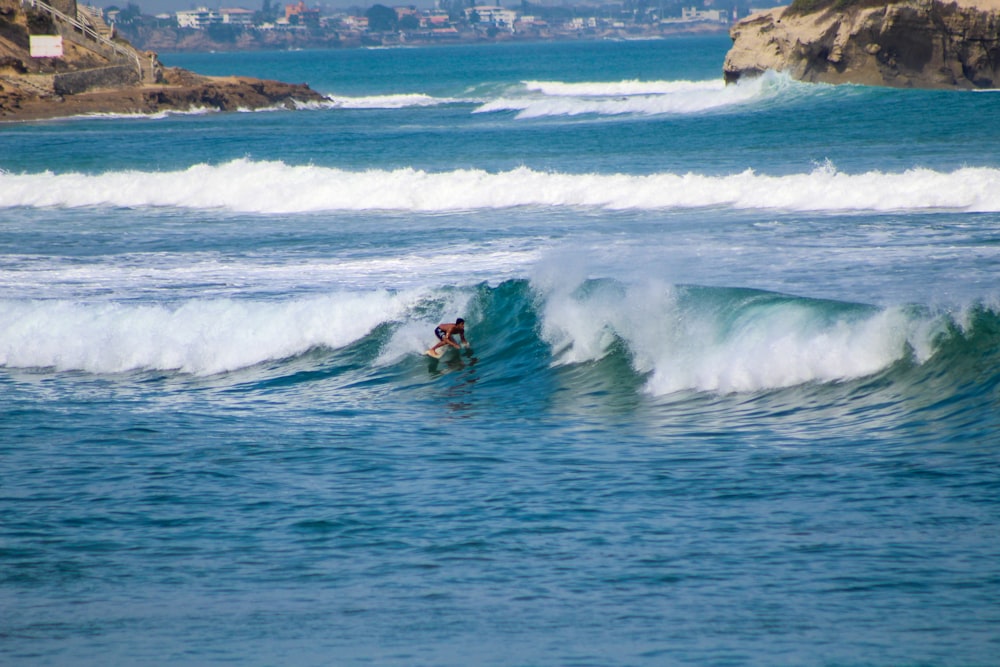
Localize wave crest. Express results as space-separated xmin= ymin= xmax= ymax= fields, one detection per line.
xmin=2 ymin=159 xmax=998 ymax=213
xmin=2 ymin=281 xmax=994 ymax=397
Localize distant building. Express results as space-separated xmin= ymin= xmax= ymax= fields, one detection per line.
xmin=680 ymin=7 xmax=727 ymax=22
xmin=395 ymin=6 xmax=417 ymax=20
xmin=341 ymin=15 xmax=369 ymax=30
xmin=176 ymin=8 xmax=223 ymax=29
xmin=285 ymin=1 xmax=320 ymax=25
xmin=466 ymin=5 xmax=518 ymax=27
xmin=221 ymin=8 xmax=255 ymax=26
xmin=424 ymin=10 xmax=450 ymax=27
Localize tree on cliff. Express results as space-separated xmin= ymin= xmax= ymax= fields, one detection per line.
xmin=366 ymin=4 xmax=397 ymax=32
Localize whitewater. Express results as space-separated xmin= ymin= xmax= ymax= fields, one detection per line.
xmin=5 ymin=160 xmax=1000 ymax=212
xmin=2 ymin=36 xmax=998 ymax=667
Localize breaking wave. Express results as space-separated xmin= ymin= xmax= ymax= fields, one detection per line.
xmin=322 ymin=92 xmax=468 ymax=109
xmin=2 ymin=159 xmax=999 ymax=213
xmin=475 ymin=76 xmax=766 ymax=118
xmin=2 ymin=280 xmax=996 ymax=401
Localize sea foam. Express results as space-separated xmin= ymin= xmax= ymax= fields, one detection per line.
xmin=0 ymin=293 xmax=414 ymax=375
xmin=2 ymin=159 xmax=999 ymax=213
xmin=324 ymin=93 xmax=465 ymax=109
xmin=476 ymin=77 xmax=759 ymax=117
xmin=536 ymin=278 xmax=946 ymax=395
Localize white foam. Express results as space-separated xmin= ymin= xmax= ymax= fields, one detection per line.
xmin=43 ymin=107 xmax=217 ymax=122
xmin=523 ymin=79 xmax=723 ymax=97
xmin=0 ymin=244 xmax=541 ymax=299
xmin=324 ymin=93 xmax=461 ymax=109
xmin=377 ymin=291 xmax=476 ymax=366
xmin=0 ymin=292 xmax=416 ymax=375
xmin=537 ymin=276 xmax=945 ymax=395
xmin=476 ymin=76 xmax=765 ymax=118
xmin=2 ymin=159 xmax=999 ymax=213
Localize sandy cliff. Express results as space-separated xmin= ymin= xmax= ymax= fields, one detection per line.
xmin=724 ymin=0 xmax=1000 ymax=89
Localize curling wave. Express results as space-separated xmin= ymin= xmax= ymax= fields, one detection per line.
xmin=2 ymin=281 xmax=996 ymax=400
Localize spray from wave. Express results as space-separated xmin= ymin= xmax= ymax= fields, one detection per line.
xmin=2 ymin=159 xmax=998 ymax=213
xmin=534 ymin=278 xmax=954 ymax=394
xmin=0 ymin=292 xmax=417 ymax=375
xmin=3 ymin=280 xmax=995 ymax=399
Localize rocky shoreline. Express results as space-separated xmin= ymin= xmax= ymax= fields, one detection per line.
xmin=1 ymin=67 xmax=327 ymax=122
xmin=724 ymin=0 xmax=1000 ymax=89
xmin=0 ymin=0 xmax=326 ymax=122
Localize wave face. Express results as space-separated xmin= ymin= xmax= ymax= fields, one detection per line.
xmin=2 ymin=280 xmax=995 ymax=402
xmin=3 ymin=159 xmax=999 ymax=213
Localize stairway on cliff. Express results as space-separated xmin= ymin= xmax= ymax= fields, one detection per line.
xmin=76 ymin=4 xmax=114 ymax=40
xmin=23 ymin=0 xmax=157 ymax=85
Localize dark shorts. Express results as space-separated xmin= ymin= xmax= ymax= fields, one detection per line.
xmin=435 ymin=327 xmax=446 ymax=341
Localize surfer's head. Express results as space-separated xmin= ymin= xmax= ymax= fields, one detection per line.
xmin=456 ymin=318 xmax=465 ymax=325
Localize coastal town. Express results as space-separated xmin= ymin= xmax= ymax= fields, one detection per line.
xmin=106 ymin=0 xmax=745 ymax=50
xmin=1 ymin=0 xmax=759 ymax=120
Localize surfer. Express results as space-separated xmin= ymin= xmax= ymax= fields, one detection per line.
xmin=429 ymin=318 xmax=469 ymax=355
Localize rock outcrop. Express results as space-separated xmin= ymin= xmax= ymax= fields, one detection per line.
xmin=3 ymin=67 xmax=327 ymax=120
xmin=724 ymin=0 xmax=1000 ymax=89
xmin=0 ymin=0 xmax=326 ymax=121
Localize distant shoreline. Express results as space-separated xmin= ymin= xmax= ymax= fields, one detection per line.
xmin=1 ymin=33 xmax=728 ymax=123
xmin=119 ymin=22 xmax=730 ymax=55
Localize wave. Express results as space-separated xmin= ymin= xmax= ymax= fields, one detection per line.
xmin=2 ymin=159 xmax=999 ymax=213
xmin=321 ymin=92 xmax=468 ymax=109
xmin=474 ymin=74 xmax=780 ymax=118
xmin=314 ymin=75 xmax=772 ymax=117
xmin=523 ymin=79 xmax=722 ymax=97
xmin=43 ymin=73 xmax=826 ymax=121
xmin=0 ymin=291 xmax=426 ymax=375
xmin=2 ymin=281 xmax=996 ymax=401
xmin=275 ymin=73 xmax=793 ymax=120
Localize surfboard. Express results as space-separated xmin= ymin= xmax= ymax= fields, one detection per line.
xmin=425 ymin=345 xmax=470 ymax=360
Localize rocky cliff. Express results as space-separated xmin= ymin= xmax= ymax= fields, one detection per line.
xmin=724 ymin=0 xmax=1000 ymax=89
xmin=0 ymin=0 xmax=326 ymax=121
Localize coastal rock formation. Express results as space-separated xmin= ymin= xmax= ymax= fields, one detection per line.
xmin=0 ymin=0 xmax=326 ymax=121
xmin=4 ymin=68 xmax=327 ymax=120
xmin=2 ymin=65 xmax=327 ymax=122
xmin=724 ymin=0 xmax=1000 ymax=89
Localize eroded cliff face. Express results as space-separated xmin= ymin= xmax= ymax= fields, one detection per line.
xmin=724 ymin=0 xmax=1000 ymax=89
xmin=0 ymin=0 xmax=327 ymax=120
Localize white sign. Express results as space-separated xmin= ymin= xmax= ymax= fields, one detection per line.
xmin=30 ymin=35 xmax=64 ymax=58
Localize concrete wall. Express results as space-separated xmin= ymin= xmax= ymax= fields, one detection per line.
xmin=53 ymin=64 xmax=138 ymax=95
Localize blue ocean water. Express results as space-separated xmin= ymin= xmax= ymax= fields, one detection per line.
xmin=2 ymin=35 xmax=999 ymax=665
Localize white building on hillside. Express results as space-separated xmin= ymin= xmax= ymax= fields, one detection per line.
xmin=466 ymin=5 xmax=518 ymax=27
xmin=221 ymin=8 xmax=255 ymax=26
xmin=680 ymin=6 xmax=727 ymax=22
xmin=176 ymin=7 xmax=223 ymax=29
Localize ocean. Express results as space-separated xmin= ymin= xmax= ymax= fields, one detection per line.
xmin=1 ymin=35 xmax=999 ymax=665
